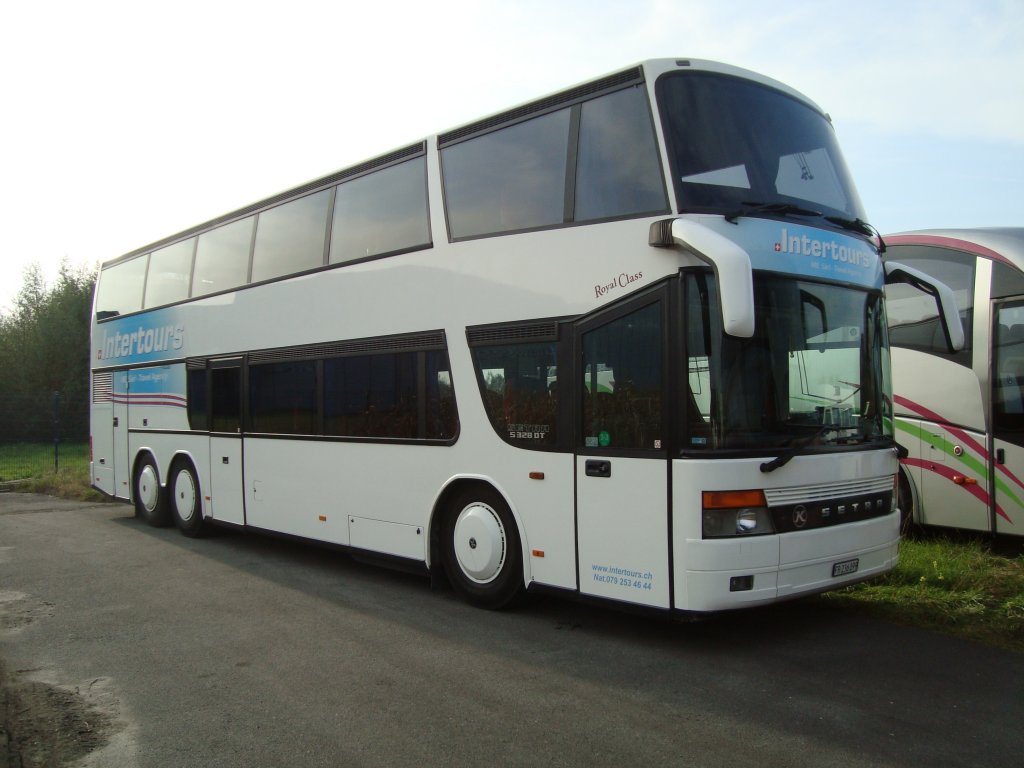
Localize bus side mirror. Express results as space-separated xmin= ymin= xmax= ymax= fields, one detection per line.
xmin=650 ymin=218 xmax=755 ymax=338
xmin=884 ymin=261 xmax=965 ymax=352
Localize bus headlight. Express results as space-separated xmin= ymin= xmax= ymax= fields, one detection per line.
xmin=702 ymin=490 xmax=775 ymax=538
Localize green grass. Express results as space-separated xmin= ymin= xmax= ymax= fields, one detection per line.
xmin=822 ymin=533 xmax=1024 ymax=652
xmin=0 ymin=442 xmax=92 ymax=482
xmin=0 ymin=442 xmax=106 ymax=501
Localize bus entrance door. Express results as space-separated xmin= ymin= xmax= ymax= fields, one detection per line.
xmin=574 ymin=295 xmax=671 ymax=609
xmin=207 ymin=361 xmax=246 ymax=526
xmin=991 ymin=300 xmax=1024 ymax=536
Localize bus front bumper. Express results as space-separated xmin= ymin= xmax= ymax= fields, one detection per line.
xmin=678 ymin=511 xmax=900 ymax=612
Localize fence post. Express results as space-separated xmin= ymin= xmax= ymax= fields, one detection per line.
xmin=53 ymin=391 xmax=60 ymax=473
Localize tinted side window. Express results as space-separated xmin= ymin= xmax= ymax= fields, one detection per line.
xmin=192 ymin=218 xmax=254 ymax=298
xmin=187 ymin=367 xmax=208 ymax=431
xmin=367 ymin=354 xmax=418 ymax=439
xmin=145 ymin=238 xmax=195 ymax=308
xmin=330 ymin=158 xmax=430 ymax=264
xmin=575 ymin=86 xmax=667 ymax=221
xmin=210 ymin=366 xmax=242 ymax=433
xmin=324 ymin=350 xmax=456 ymax=440
xmin=249 ymin=360 xmax=318 ymax=434
xmin=251 ymin=190 xmax=331 ymax=283
xmin=472 ymin=342 xmax=559 ymax=449
xmin=885 ymin=245 xmax=974 ymax=367
xmin=96 ymin=255 xmax=148 ymax=318
xmin=992 ymin=261 xmax=1024 ymax=300
xmin=424 ymin=351 xmax=457 ymax=440
xmin=442 ymin=109 xmax=571 ymax=239
xmin=994 ymin=301 xmax=1024 ymax=445
xmin=582 ymin=302 xmax=663 ymax=451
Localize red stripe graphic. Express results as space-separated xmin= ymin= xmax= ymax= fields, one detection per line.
xmin=895 ymin=395 xmax=1016 ymax=524
xmin=901 ymin=458 xmax=1011 ymax=524
xmin=112 ymin=393 xmax=187 ymax=408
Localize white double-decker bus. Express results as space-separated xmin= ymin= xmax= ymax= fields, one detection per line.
xmin=90 ymin=59 xmax=959 ymax=612
xmin=885 ymin=228 xmax=1024 ymax=537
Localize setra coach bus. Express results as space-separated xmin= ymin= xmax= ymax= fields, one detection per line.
xmin=90 ymin=59 xmax=960 ymax=612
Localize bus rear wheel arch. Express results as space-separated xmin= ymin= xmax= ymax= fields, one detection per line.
xmin=439 ymin=484 xmax=524 ymax=610
xmin=133 ymin=453 xmax=171 ymax=527
xmin=170 ymin=457 xmax=207 ymax=538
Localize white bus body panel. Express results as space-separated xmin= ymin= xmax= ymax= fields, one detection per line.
xmin=673 ymin=451 xmax=899 ymax=612
xmin=91 ymin=401 xmax=115 ymax=495
xmin=576 ymin=456 xmax=670 ymax=608
xmin=892 ymin=347 xmax=993 ymax=532
xmin=209 ymin=436 xmax=245 ymax=525
xmin=993 ymin=438 xmax=1024 ymax=536
xmin=113 ymin=371 xmax=130 ymax=499
xmin=239 ymin=431 xmax=579 ymax=590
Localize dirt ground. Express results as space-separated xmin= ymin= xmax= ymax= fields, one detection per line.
xmin=0 ymin=587 xmax=116 ymax=768
xmin=1 ymin=658 xmax=114 ymax=768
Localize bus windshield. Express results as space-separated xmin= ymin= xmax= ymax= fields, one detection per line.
xmin=658 ymin=71 xmax=867 ymax=223
xmin=684 ymin=272 xmax=892 ymax=452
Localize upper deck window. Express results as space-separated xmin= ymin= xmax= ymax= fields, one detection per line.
xmin=443 ymin=109 xmax=571 ymax=239
xmin=251 ymin=190 xmax=331 ymax=283
xmin=441 ymin=83 xmax=667 ymax=241
xmin=192 ymin=217 xmax=255 ymax=298
xmin=574 ymin=86 xmax=666 ymax=221
xmin=144 ymin=238 xmax=195 ymax=308
xmin=657 ymin=72 xmax=866 ymax=223
xmin=96 ymin=255 xmax=148 ymax=318
xmin=330 ymin=157 xmax=430 ymax=264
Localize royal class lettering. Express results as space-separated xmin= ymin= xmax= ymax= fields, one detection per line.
xmin=594 ymin=270 xmax=643 ymax=299
xmin=100 ymin=324 xmax=184 ymax=361
xmin=775 ymin=228 xmax=873 ymax=268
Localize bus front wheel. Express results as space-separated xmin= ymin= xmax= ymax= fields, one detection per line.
xmin=442 ymin=487 xmax=523 ymax=610
xmin=134 ymin=457 xmax=171 ymax=527
xmin=898 ymin=468 xmax=916 ymax=535
xmin=170 ymin=460 xmax=207 ymax=538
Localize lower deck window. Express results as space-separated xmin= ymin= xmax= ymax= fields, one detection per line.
xmin=472 ymin=341 xmax=559 ymax=449
xmin=187 ymin=339 xmax=457 ymax=442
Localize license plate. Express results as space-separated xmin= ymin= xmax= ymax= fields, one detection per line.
xmin=832 ymin=558 xmax=860 ymax=577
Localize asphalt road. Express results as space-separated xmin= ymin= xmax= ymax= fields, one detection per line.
xmin=1 ymin=492 xmax=1021 ymax=768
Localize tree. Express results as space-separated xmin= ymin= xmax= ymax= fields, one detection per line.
xmin=0 ymin=260 xmax=96 ymax=443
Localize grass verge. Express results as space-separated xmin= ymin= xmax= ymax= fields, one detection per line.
xmin=0 ymin=442 xmax=92 ymax=483
xmin=822 ymin=533 xmax=1024 ymax=653
xmin=0 ymin=443 xmax=106 ymax=501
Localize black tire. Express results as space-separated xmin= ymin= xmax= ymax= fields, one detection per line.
xmin=898 ymin=468 xmax=916 ymax=536
xmin=170 ymin=459 xmax=207 ymax=538
xmin=134 ymin=456 xmax=171 ymax=527
xmin=441 ymin=486 xmax=523 ymax=610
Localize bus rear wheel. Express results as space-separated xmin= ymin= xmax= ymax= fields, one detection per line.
xmin=442 ymin=487 xmax=523 ymax=610
xmin=134 ymin=457 xmax=171 ymax=527
xmin=170 ymin=460 xmax=207 ymax=538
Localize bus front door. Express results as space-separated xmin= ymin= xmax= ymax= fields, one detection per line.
xmin=991 ymin=300 xmax=1024 ymax=536
xmin=575 ymin=295 xmax=671 ymax=609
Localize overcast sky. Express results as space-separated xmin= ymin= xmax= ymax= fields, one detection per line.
xmin=1 ymin=0 xmax=1021 ymax=312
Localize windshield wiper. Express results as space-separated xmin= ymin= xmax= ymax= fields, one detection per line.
xmin=725 ymin=201 xmax=822 ymax=224
xmin=824 ymin=215 xmax=884 ymax=249
xmin=759 ymin=423 xmax=840 ymax=473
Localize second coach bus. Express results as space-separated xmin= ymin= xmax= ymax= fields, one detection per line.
xmin=90 ymin=59 xmax=960 ymax=612
xmin=886 ymin=227 xmax=1024 ymax=537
